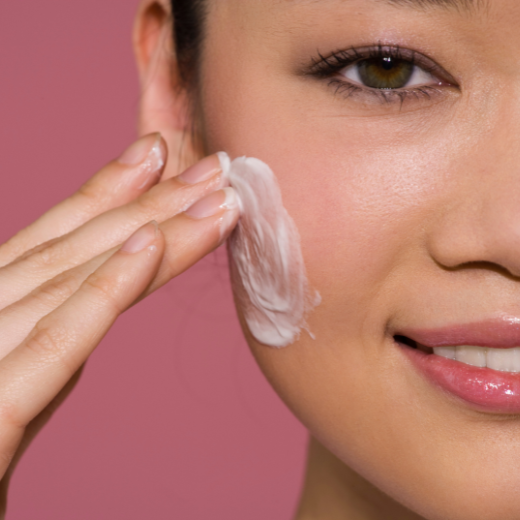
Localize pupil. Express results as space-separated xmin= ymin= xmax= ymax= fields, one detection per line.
xmin=381 ymin=57 xmax=394 ymax=70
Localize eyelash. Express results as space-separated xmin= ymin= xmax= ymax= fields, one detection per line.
xmin=308 ymin=44 xmax=454 ymax=105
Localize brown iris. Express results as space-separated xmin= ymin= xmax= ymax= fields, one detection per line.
xmin=357 ymin=56 xmax=414 ymax=89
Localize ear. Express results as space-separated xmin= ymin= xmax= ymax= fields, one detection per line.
xmin=133 ymin=0 xmax=201 ymax=180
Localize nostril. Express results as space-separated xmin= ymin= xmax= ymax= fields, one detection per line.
xmin=394 ymin=335 xmax=418 ymax=349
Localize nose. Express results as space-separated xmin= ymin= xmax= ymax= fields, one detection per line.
xmin=427 ymin=134 xmax=520 ymax=278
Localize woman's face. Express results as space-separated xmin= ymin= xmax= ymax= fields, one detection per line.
xmin=198 ymin=1 xmax=520 ymax=518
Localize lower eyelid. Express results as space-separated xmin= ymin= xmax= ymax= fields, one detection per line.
xmin=327 ymin=77 xmax=446 ymax=105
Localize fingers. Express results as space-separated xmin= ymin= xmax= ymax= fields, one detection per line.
xmin=142 ymin=187 xmax=240 ymax=296
xmin=0 ymin=189 xmax=240 ymax=476
xmin=0 ymin=222 xmax=163 ymax=476
xmin=0 ymin=187 xmax=240 ymax=357
xmin=0 ymin=154 xmax=224 ymax=308
xmin=0 ymin=133 xmax=167 ymax=268
xmin=0 ymin=251 xmax=112 ymax=356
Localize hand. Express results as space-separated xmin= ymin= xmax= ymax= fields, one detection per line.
xmin=0 ymin=133 xmax=238 ymax=508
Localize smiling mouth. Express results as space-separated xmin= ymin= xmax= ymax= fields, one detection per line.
xmin=395 ymin=335 xmax=520 ymax=374
xmin=392 ymin=319 xmax=520 ymax=413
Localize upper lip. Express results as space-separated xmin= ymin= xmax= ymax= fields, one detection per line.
xmin=398 ymin=317 xmax=520 ymax=349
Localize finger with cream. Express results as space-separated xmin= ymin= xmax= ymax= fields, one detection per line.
xmin=218 ymin=152 xmax=321 ymax=348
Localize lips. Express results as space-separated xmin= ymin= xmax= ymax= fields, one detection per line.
xmin=396 ymin=319 xmax=520 ymax=414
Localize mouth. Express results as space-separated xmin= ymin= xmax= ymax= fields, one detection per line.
xmin=394 ymin=319 xmax=520 ymax=414
xmin=395 ymin=335 xmax=520 ymax=373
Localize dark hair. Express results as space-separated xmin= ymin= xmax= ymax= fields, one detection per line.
xmin=170 ymin=0 xmax=206 ymax=85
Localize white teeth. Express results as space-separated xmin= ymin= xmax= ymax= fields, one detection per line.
xmin=455 ymin=345 xmax=486 ymax=368
xmin=433 ymin=346 xmax=456 ymax=360
xmin=433 ymin=346 xmax=520 ymax=373
xmin=487 ymin=347 xmax=520 ymax=373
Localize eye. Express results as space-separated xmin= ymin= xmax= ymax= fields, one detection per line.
xmin=341 ymin=56 xmax=440 ymax=90
xmin=306 ymin=45 xmax=458 ymax=106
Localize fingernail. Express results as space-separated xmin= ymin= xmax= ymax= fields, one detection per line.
xmin=119 ymin=134 xmax=166 ymax=190
xmin=185 ymin=187 xmax=238 ymax=219
xmin=178 ymin=154 xmax=222 ymax=185
xmin=121 ymin=221 xmax=158 ymax=253
xmin=218 ymin=197 xmax=241 ymax=244
xmin=119 ymin=133 xmax=162 ymax=165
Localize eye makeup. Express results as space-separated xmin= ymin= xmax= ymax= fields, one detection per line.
xmin=306 ymin=44 xmax=458 ymax=105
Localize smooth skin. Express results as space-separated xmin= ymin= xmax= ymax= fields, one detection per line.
xmin=5 ymin=1 xmax=520 ymax=519
xmin=133 ymin=0 xmax=520 ymax=519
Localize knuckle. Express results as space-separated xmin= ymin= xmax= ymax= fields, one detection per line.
xmin=25 ymin=323 xmax=70 ymax=364
xmin=31 ymin=272 xmax=80 ymax=309
xmin=24 ymin=321 xmax=79 ymax=380
xmin=21 ymin=237 xmax=73 ymax=272
xmin=0 ymin=401 xmax=25 ymax=432
xmin=134 ymin=191 xmax=161 ymax=219
xmin=16 ymin=237 xmax=57 ymax=263
xmin=76 ymin=177 xmax=107 ymax=207
xmin=42 ymin=240 xmax=70 ymax=269
xmin=29 ymin=246 xmax=59 ymax=271
xmin=24 ymin=323 xmax=78 ymax=381
xmin=83 ymin=273 xmax=124 ymax=315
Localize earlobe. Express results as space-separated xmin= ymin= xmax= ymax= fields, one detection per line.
xmin=133 ymin=0 xmax=198 ymax=180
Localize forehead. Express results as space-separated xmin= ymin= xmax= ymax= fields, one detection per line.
xmin=205 ymin=0 xmax=518 ymax=55
xmin=207 ymin=0 xmax=501 ymax=24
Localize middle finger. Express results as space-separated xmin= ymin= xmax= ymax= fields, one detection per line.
xmin=0 ymin=186 xmax=239 ymax=355
xmin=0 ymin=155 xmax=224 ymax=308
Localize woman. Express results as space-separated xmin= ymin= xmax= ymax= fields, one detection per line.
xmin=2 ymin=0 xmax=519 ymax=518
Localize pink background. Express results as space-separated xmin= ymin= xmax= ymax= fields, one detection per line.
xmin=0 ymin=1 xmax=306 ymax=518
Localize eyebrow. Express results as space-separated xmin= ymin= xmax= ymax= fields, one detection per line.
xmin=381 ymin=0 xmax=485 ymax=12
xmin=287 ymin=0 xmax=487 ymax=13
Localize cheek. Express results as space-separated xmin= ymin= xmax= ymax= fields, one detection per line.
xmin=218 ymin=153 xmax=321 ymax=349
xmin=199 ymin=48 xmax=469 ymax=354
xmin=202 ymin=80 xmax=449 ymax=332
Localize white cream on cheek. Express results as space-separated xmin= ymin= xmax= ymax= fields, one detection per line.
xmin=218 ymin=152 xmax=321 ymax=348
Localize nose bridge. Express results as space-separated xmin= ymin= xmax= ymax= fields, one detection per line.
xmin=427 ymin=115 xmax=520 ymax=277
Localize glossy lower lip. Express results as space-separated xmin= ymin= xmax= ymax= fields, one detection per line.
xmin=397 ymin=319 xmax=520 ymax=413
xmin=400 ymin=343 xmax=520 ymax=414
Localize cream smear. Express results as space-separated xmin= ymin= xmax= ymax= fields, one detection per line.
xmin=218 ymin=152 xmax=321 ymax=348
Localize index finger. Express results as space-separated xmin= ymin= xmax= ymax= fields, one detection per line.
xmin=0 ymin=134 xmax=166 ymax=268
